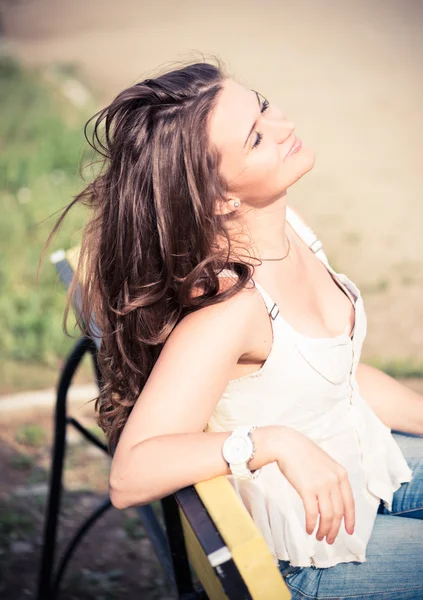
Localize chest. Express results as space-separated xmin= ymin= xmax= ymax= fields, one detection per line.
xmin=263 ymin=241 xmax=356 ymax=340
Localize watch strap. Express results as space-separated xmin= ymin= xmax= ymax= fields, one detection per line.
xmin=226 ymin=425 xmax=261 ymax=480
xmin=230 ymin=461 xmax=259 ymax=479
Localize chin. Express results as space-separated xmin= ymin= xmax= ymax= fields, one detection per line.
xmin=281 ymin=148 xmax=315 ymax=190
xmin=294 ymin=143 xmax=315 ymax=169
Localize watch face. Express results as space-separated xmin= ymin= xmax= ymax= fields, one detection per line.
xmin=224 ymin=435 xmax=252 ymax=464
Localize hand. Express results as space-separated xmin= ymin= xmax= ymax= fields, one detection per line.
xmin=277 ymin=427 xmax=355 ymax=544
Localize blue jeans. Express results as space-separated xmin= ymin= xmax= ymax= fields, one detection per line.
xmin=278 ymin=431 xmax=423 ymax=599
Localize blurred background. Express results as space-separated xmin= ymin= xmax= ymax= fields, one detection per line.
xmin=0 ymin=0 xmax=422 ymax=598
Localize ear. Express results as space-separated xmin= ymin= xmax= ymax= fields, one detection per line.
xmin=215 ymin=196 xmax=241 ymax=216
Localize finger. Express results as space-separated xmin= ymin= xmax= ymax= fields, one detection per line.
xmin=316 ymin=493 xmax=333 ymax=541
xmin=326 ymin=488 xmax=344 ymax=544
xmin=303 ymin=494 xmax=319 ymax=535
xmin=339 ymin=476 xmax=355 ymax=534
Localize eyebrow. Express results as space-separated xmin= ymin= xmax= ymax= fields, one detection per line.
xmin=243 ymin=90 xmax=261 ymax=149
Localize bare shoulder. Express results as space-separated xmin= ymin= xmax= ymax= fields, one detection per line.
xmin=115 ymin=278 xmax=268 ymax=449
xmin=170 ymin=277 xmax=264 ymax=355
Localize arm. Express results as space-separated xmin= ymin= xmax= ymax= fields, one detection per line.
xmin=110 ymin=282 xmax=357 ymax=543
xmin=356 ymin=362 xmax=423 ymax=436
xmin=109 ymin=284 xmax=288 ymax=509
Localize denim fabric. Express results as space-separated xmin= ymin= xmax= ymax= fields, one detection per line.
xmin=278 ymin=431 xmax=423 ymax=599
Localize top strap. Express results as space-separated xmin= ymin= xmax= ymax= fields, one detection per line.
xmin=216 ymin=207 xmax=327 ymax=321
xmin=215 ymin=269 xmax=280 ymax=320
xmin=286 ymin=206 xmax=357 ymax=307
xmin=285 ymin=206 xmax=329 ymax=266
xmin=252 ymin=280 xmax=280 ymax=321
xmin=251 ymin=206 xmax=329 ymax=319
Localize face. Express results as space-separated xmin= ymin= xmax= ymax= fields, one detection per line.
xmin=208 ymin=78 xmax=315 ymax=209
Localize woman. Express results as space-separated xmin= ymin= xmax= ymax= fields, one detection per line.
xmin=48 ymin=60 xmax=423 ymax=599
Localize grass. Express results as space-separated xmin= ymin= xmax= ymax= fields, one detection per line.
xmin=0 ymin=353 xmax=96 ymax=394
xmin=79 ymin=423 xmax=107 ymax=444
xmin=9 ymin=452 xmax=35 ymax=470
xmin=65 ymin=444 xmax=86 ymax=469
xmin=15 ymin=423 xmax=47 ymax=447
xmin=122 ymin=512 xmax=147 ymax=540
xmin=0 ymin=500 xmax=35 ymax=544
xmin=28 ymin=467 xmax=49 ymax=484
xmin=63 ymin=569 xmax=126 ymax=600
xmin=1 ymin=54 xmax=422 ymax=395
xmin=359 ymin=278 xmax=390 ymax=294
xmin=401 ymin=275 xmax=417 ymax=286
xmin=366 ymin=357 xmax=423 ymax=379
xmin=0 ymin=54 xmax=97 ymax=385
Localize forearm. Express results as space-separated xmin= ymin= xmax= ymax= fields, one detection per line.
xmin=109 ymin=425 xmax=287 ymax=509
xmin=356 ymin=362 xmax=423 ymax=435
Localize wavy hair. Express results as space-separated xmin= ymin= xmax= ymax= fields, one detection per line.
xmin=44 ymin=59 xmax=256 ymax=451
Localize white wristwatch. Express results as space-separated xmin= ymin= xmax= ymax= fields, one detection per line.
xmin=222 ymin=426 xmax=261 ymax=480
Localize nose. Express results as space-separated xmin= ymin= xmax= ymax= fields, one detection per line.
xmin=277 ymin=120 xmax=295 ymax=145
xmin=261 ymin=109 xmax=295 ymax=143
xmin=270 ymin=119 xmax=295 ymax=145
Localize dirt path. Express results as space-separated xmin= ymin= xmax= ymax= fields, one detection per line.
xmin=2 ymin=0 xmax=423 ymax=361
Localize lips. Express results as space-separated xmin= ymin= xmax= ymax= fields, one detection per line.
xmin=285 ymin=136 xmax=302 ymax=159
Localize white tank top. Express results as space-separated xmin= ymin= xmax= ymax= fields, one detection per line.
xmin=205 ymin=205 xmax=413 ymax=569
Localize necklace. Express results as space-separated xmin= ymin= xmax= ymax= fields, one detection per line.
xmin=260 ymin=238 xmax=291 ymax=262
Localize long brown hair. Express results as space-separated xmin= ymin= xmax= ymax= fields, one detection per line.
xmin=44 ymin=59 xmax=255 ymax=451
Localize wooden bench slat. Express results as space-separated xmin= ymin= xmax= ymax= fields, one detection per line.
xmin=53 ymin=244 xmax=291 ymax=599
xmin=195 ymin=477 xmax=290 ymax=600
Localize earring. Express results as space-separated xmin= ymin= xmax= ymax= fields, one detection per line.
xmin=233 ymin=201 xmax=240 ymax=209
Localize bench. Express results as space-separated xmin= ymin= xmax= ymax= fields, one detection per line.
xmin=36 ymin=246 xmax=291 ymax=600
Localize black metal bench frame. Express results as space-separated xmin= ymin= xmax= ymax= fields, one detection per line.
xmin=36 ymin=251 xmax=253 ymax=600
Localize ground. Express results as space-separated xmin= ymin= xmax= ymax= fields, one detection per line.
xmin=0 ymin=398 xmax=177 ymax=600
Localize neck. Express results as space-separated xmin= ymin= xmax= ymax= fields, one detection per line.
xmin=225 ymin=194 xmax=290 ymax=263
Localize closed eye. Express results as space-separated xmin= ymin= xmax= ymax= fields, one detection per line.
xmin=252 ymin=131 xmax=263 ymax=149
xmin=252 ymin=97 xmax=269 ymax=149
xmin=244 ymin=91 xmax=270 ymax=150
